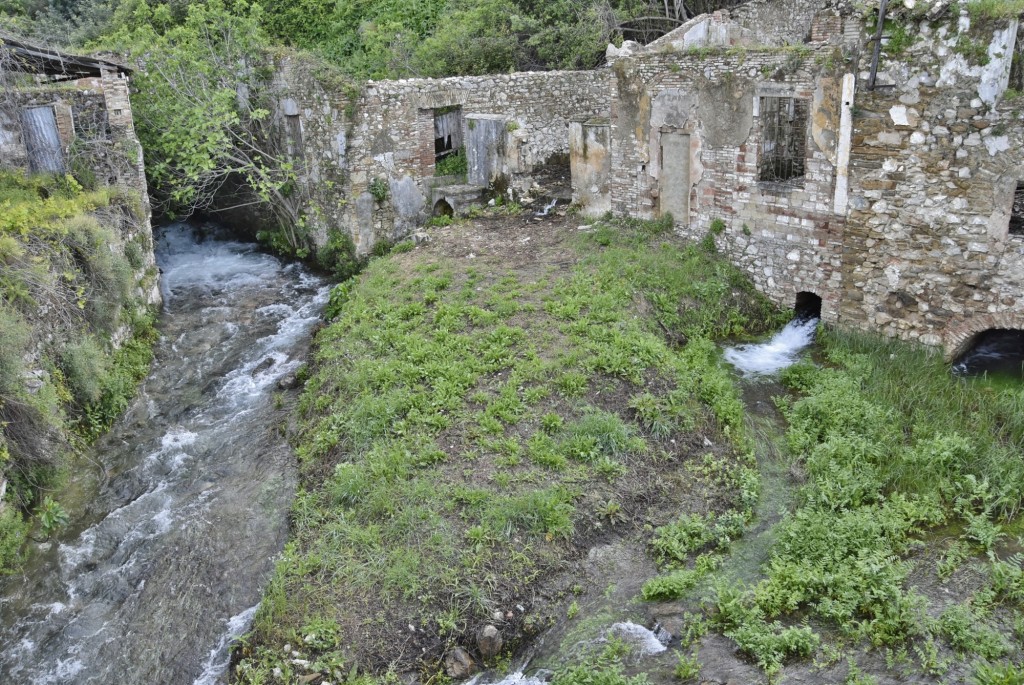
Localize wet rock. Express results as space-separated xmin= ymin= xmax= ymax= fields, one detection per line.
xmin=278 ymin=374 xmax=299 ymax=390
xmin=444 ymin=647 xmax=477 ymax=678
xmin=477 ymin=624 xmax=503 ymax=659
xmin=251 ymin=357 xmax=275 ymax=376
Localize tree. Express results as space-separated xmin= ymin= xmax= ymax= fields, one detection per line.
xmin=108 ymin=0 xmax=310 ymax=250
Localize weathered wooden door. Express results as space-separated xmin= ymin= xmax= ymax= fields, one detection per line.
xmin=20 ymin=105 xmax=65 ymax=174
xmin=659 ymin=133 xmax=690 ymax=225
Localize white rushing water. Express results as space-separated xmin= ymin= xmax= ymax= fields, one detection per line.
xmin=0 ymin=222 xmax=328 ymax=684
xmin=723 ymin=317 xmax=819 ymax=377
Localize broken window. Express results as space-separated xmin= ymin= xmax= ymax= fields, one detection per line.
xmin=433 ymin=106 xmax=464 ymax=174
xmin=1011 ymin=182 xmax=1024 ymax=236
xmin=758 ymin=96 xmax=808 ymax=183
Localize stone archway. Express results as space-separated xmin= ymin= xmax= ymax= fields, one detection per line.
xmin=942 ymin=311 xmax=1024 ymax=361
xmin=432 ymin=199 xmax=454 ymax=217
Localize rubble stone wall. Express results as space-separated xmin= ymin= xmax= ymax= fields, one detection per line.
xmin=608 ymin=48 xmax=847 ymax=320
xmin=840 ymin=14 xmax=1023 ymax=356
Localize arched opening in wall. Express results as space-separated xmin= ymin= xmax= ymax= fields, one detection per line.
xmin=794 ymin=291 xmax=822 ymax=321
xmin=952 ymin=329 xmax=1024 ymax=379
xmin=1010 ymin=181 xmax=1023 ymax=236
xmin=433 ymin=199 xmax=454 ymax=217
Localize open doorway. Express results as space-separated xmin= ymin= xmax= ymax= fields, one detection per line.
xmin=433 ymin=106 xmax=465 ymax=177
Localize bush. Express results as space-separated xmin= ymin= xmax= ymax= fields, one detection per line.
xmin=315 ymin=229 xmax=363 ymax=281
xmin=435 ymin=148 xmax=467 ymax=176
xmin=62 ymin=336 xmax=110 ymax=406
xmin=0 ymin=505 xmax=27 ymax=573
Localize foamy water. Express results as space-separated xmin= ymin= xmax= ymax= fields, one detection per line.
xmin=724 ymin=317 xmax=819 ymax=377
xmin=0 ymin=222 xmax=327 ymax=684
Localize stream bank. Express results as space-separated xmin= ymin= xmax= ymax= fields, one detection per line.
xmin=0 ymin=222 xmax=328 ymax=684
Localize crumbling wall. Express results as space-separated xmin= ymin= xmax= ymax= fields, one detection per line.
xmin=642 ymin=0 xmax=843 ymax=53
xmin=729 ymin=0 xmax=841 ymax=46
xmin=271 ymin=64 xmax=609 ymax=254
xmin=1 ymin=76 xmax=158 ymax=308
xmin=840 ymin=12 xmax=1024 ymax=354
xmin=346 ymin=70 xmax=609 ymax=251
xmin=608 ymin=48 xmax=846 ymax=318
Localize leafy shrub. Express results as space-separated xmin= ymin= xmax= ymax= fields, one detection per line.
xmin=0 ymin=505 xmax=27 ymax=573
xmin=315 ymin=229 xmax=362 ymax=281
xmin=553 ymin=664 xmax=651 ymax=685
xmin=971 ymin=661 xmax=1024 ymax=685
xmin=435 ymin=148 xmax=467 ymax=176
xmin=641 ymin=568 xmax=703 ymax=601
xmin=368 ymin=178 xmax=389 ymax=203
xmin=62 ymin=336 xmax=110 ymax=406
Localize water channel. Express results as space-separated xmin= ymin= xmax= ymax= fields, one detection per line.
xmin=0 ymin=223 xmax=328 ymax=684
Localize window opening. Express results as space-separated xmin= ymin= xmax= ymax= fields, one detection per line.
xmin=759 ymin=96 xmax=808 ymax=183
xmin=1011 ymin=182 xmax=1024 ymax=236
xmin=433 ymin=106 xmax=463 ymax=165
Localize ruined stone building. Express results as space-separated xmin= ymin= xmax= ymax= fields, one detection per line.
xmin=0 ymin=33 xmax=151 ymax=219
xmin=273 ymin=0 xmax=1022 ymax=361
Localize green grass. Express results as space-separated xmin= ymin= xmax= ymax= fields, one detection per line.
xmin=966 ymin=0 xmax=1024 ymax=20
xmin=236 ymin=217 xmax=778 ymax=679
xmin=710 ymin=326 xmax=1024 ymax=675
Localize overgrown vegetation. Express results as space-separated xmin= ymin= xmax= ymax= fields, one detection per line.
xmin=690 ymin=328 xmax=1024 ymax=679
xmin=0 ymin=170 xmax=155 ymax=572
xmin=232 ymin=215 xmax=781 ymax=680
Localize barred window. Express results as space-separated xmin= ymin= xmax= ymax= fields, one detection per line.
xmin=759 ymin=96 xmax=808 ymax=183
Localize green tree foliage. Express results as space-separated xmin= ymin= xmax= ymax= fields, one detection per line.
xmin=104 ymin=0 xmax=312 ymax=250
xmin=260 ymin=0 xmax=649 ymax=78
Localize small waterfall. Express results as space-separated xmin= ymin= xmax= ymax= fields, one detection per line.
xmin=535 ymin=198 xmax=559 ymax=216
xmin=724 ymin=316 xmax=819 ymax=377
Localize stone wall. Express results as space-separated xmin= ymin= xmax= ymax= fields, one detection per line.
xmin=607 ymin=47 xmax=848 ymax=319
xmin=272 ymin=59 xmax=610 ymax=254
xmin=839 ymin=13 xmax=1023 ymax=356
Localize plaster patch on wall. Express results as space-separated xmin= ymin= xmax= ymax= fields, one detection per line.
xmin=978 ymin=20 xmax=1018 ymax=105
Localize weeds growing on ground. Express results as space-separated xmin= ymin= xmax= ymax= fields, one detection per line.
xmin=235 ymin=216 xmax=777 ymax=679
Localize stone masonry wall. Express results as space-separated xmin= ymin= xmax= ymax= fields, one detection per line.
xmin=840 ymin=13 xmax=1023 ymax=356
xmin=609 ymin=48 xmax=847 ymax=318
xmin=729 ymin=0 xmax=841 ymax=46
xmin=345 ymin=70 xmax=610 ymax=251
xmin=272 ymin=60 xmax=610 ymax=255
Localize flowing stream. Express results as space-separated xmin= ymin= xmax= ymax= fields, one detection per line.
xmin=0 ymin=223 xmax=328 ymax=684
xmin=723 ymin=316 xmax=819 ymax=377
xmin=952 ymin=328 xmax=1024 ymax=379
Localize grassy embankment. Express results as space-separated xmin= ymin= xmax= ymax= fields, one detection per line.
xmin=233 ymin=215 xmax=784 ymax=682
xmin=0 ymin=171 xmax=157 ymax=571
xmin=696 ymin=330 xmax=1024 ymax=682
xmin=237 ymin=212 xmax=1024 ymax=685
